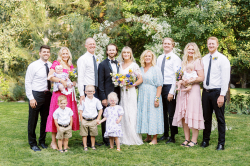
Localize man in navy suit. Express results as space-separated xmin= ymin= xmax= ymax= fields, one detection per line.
xmin=98 ymin=43 xmax=120 ymax=146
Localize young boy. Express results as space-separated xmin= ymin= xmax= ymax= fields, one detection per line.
xmin=53 ymin=95 xmax=73 ymax=153
xmin=79 ymin=85 xmax=103 ymax=151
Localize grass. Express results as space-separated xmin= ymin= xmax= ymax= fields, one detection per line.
xmin=0 ymin=102 xmax=250 ymax=166
xmin=230 ymin=88 xmax=250 ymax=96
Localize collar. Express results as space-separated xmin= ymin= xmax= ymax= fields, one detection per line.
xmin=86 ymin=96 xmax=94 ymax=101
xmin=39 ymin=58 xmax=48 ymax=65
xmin=87 ymin=51 xmax=95 ymax=57
xmin=209 ymin=50 xmax=218 ymax=57
xmin=164 ymin=51 xmax=173 ymax=57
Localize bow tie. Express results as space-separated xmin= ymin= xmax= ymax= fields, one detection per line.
xmin=110 ymin=60 xmax=116 ymax=64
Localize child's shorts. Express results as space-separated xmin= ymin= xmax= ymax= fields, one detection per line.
xmin=56 ymin=125 xmax=72 ymax=139
xmin=79 ymin=119 xmax=98 ymax=137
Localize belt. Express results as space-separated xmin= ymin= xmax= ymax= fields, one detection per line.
xmin=33 ymin=90 xmax=51 ymax=94
xmin=58 ymin=124 xmax=70 ymax=127
xmin=203 ymin=88 xmax=221 ymax=93
xmin=82 ymin=116 xmax=97 ymax=121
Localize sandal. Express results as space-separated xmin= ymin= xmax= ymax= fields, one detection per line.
xmin=116 ymin=148 xmax=121 ymax=151
xmin=64 ymin=149 xmax=68 ymax=152
xmin=109 ymin=147 xmax=114 ymax=149
xmin=149 ymin=142 xmax=157 ymax=145
xmin=84 ymin=147 xmax=88 ymax=151
xmin=181 ymin=140 xmax=190 ymax=147
xmin=185 ymin=141 xmax=198 ymax=147
xmin=50 ymin=143 xmax=58 ymax=150
xmin=58 ymin=149 xmax=64 ymax=153
xmin=91 ymin=146 xmax=96 ymax=150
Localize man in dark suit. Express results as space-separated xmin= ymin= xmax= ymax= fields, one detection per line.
xmin=98 ymin=43 xmax=120 ymax=146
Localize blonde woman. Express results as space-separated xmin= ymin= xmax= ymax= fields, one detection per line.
xmin=172 ymin=42 xmax=204 ymax=147
xmin=46 ymin=47 xmax=79 ymax=150
xmin=136 ymin=50 xmax=164 ymax=145
xmin=119 ymin=46 xmax=143 ymax=145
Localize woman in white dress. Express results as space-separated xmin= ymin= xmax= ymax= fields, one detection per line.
xmin=119 ymin=46 xmax=143 ymax=145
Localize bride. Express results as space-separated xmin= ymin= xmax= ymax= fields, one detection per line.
xmin=119 ymin=46 xmax=143 ymax=145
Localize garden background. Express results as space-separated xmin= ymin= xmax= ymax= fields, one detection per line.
xmin=0 ymin=0 xmax=250 ymax=165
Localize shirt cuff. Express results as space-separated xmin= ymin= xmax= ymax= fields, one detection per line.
xmin=28 ymin=95 xmax=34 ymax=101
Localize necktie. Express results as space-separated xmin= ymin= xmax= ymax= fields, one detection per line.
xmin=44 ymin=63 xmax=51 ymax=90
xmin=206 ymin=55 xmax=212 ymax=86
xmin=92 ymin=55 xmax=98 ymax=87
xmin=161 ymin=55 xmax=166 ymax=81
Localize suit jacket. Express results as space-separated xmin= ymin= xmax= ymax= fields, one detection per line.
xmin=98 ymin=58 xmax=120 ymax=101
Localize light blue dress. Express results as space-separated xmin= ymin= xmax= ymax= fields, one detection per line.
xmin=136 ymin=66 xmax=164 ymax=135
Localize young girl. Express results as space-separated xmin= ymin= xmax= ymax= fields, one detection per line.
xmin=98 ymin=92 xmax=124 ymax=151
xmin=48 ymin=65 xmax=73 ymax=95
xmin=176 ymin=63 xmax=198 ymax=92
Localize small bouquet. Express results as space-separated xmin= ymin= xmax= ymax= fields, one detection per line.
xmin=175 ymin=67 xmax=183 ymax=81
xmin=69 ymin=69 xmax=77 ymax=82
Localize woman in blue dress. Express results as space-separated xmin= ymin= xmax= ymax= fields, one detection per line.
xmin=136 ymin=50 xmax=164 ymax=145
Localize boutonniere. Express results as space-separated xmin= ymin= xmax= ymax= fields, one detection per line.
xmin=212 ymin=57 xmax=218 ymax=60
xmin=117 ymin=62 xmax=120 ymax=67
xmin=166 ymin=56 xmax=171 ymax=60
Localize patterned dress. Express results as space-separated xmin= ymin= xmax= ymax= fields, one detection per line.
xmin=103 ymin=105 xmax=124 ymax=138
xmin=136 ymin=66 xmax=164 ymax=135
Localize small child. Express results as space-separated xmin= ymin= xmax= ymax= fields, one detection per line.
xmin=98 ymin=92 xmax=124 ymax=151
xmin=176 ymin=63 xmax=198 ymax=92
xmin=53 ymin=95 xmax=73 ymax=153
xmin=79 ymin=85 xmax=103 ymax=151
xmin=48 ymin=65 xmax=73 ymax=95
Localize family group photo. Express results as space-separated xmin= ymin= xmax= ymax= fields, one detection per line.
xmin=0 ymin=0 xmax=249 ymax=165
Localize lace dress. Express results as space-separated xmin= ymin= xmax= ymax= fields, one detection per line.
xmin=119 ymin=62 xmax=143 ymax=145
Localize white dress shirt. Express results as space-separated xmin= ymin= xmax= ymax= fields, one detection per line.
xmin=25 ymin=59 xmax=52 ymax=100
xmin=108 ymin=57 xmax=117 ymax=74
xmin=77 ymin=51 xmax=99 ymax=96
xmin=53 ymin=107 xmax=73 ymax=125
xmin=202 ymin=51 xmax=230 ymax=96
xmin=157 ymin=51 xmax=182 ymax=95
xmin=79 ymin=96 xmax=103 ymax=119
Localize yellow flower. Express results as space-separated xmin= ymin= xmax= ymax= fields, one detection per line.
xmin=119 ymin=78 xmax=123 ymax=81
xmin=122 ymin=76 xmax=125 ymax=79
xmin=129 ymin=69 xmax=132 ymax=73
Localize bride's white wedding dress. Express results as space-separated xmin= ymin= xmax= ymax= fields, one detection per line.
xmin=119 ymin=62 xmax=143 ymax=145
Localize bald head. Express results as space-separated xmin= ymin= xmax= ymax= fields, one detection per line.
xmin=85 ymin=37 xmax=96 ymax=54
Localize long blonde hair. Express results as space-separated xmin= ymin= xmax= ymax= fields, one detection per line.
xmin=121 ymin=46 xmax=135 ymax=62
xmin=57 ymin=47 xmax=73 ymax=68
xmin=182 ymin=43 xmax=201 ymax=69
xmin=140 ymin=50 xmax=156 ymax=67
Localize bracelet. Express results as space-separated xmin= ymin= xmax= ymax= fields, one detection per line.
xmin=59 ymin=79 xmax=61 ymax=83
xmin=155 ymin=96 xmax=159 ymax=102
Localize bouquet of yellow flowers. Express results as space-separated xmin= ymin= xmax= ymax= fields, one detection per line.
xmin=110 ymin=69 xmax=137 ymax=91
xmin=176 ymin=67 xmax=183 ymax=82
xmin=69 ymin=69 xmax=77 ymax=82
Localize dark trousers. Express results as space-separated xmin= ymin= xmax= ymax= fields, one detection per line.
xmin=161 ymin=85 xmax=178 ymax=138
xmin=202 ymin=89 xmax=226 ymax=145
xmin=101 ymin=87 xmax=120 ymax=144
xmin=28 ymin=91 xmax=52 ymax=147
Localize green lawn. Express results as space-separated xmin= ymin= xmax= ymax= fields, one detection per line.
xmin=0 ymin=102 xmax=249 ymax=165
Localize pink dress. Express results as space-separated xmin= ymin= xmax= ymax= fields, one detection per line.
xmin=172 ymin=59 xmax=204 ymax=130
xmin=46 ymin=61 xmax=79 ymax=132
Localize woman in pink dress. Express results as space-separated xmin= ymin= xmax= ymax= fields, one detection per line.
xmin=172 ymin=42 xmax=204 ymax=147
xmin=46 ymin=47 xmax=79 ymax=149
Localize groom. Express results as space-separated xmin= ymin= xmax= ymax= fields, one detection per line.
xmin=98 ymin=43 xmax=120 ymax=146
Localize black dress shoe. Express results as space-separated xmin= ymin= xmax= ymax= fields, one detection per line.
xmin=200 ymin=141 xmax=209 ymax=148
xmin=39 ymin=143 xmax=48 ymax=149
xmin=157 ymin=136 xmax=169 ymax=142
xmin=165 ymin=138 xmax=175 ymax=144
xmin=31 ymin=145 xmax=41 ymax=152
xmin=216 ymin=144 xmax=224 ymax=150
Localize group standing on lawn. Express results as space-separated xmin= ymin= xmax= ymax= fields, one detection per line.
xmin=25 ymin=36 xmax=230 ymax=153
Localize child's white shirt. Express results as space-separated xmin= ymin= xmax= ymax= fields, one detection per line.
xmin=183 ymin=71 xmax=198 ymax=80
xmin=79 ymin=96 xmax=103 ymax=119
xmin=53 ymin=107 xmax=73 ymax=125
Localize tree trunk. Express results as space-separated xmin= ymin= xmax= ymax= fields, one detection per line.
xmin=241 ymin=73 xmax=247 ymax=88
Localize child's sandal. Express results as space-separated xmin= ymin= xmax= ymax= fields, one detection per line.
xmin=84 ymin=147 xmax=88 ymax=151
xmin=116 ymin=148 xmax=121 ymax=151
xmin=181 ymin=140 xmax=190 ymax=146
xmin=58 ymin=149 xmax=64 ymax=153
xmin=185 ymin=141 xmax=198 ymax=147
xmin=64 ymin=149 xmax=68 ymax=152
xmin=91 ymin=146 xmax=96 ymax=150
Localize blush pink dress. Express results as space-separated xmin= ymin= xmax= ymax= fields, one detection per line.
xmin=172 ymin=59 xmax=204 ymax=130
xmin=46 ymin=61 xmax=79 ymax=132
